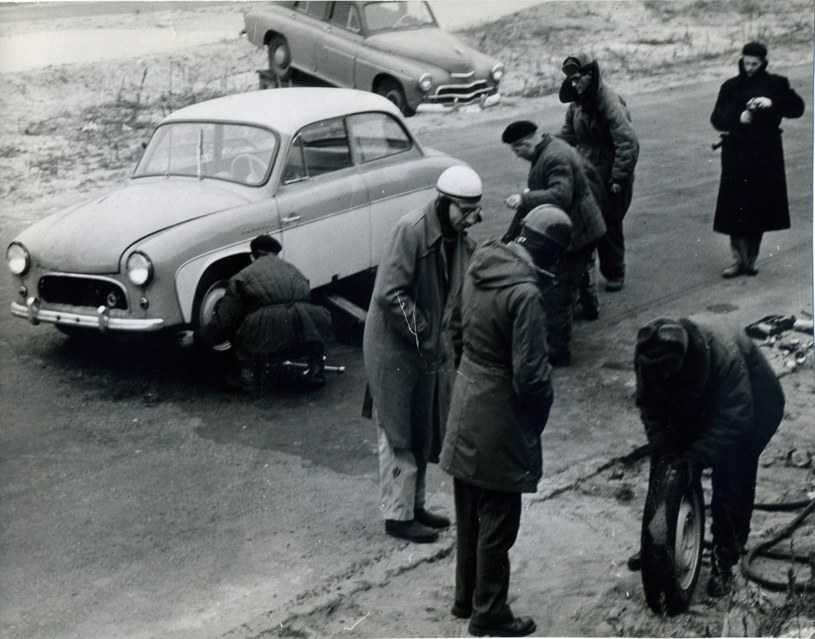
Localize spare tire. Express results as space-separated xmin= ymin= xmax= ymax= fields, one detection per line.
xmin=640 ymin=461 xmax=705 ymax=616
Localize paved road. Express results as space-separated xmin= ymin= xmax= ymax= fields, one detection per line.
xmin=0 ymin=68 xmax=811 ymax=638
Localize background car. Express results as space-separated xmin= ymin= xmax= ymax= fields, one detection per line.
xmin=6 ymin=87 xmax=465 ymax=339
xmin=243 ymin=1 xmax=505 ymax=116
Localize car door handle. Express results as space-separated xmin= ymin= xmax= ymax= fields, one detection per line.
xmin=282 ymin=214 xmax=302 ymax=224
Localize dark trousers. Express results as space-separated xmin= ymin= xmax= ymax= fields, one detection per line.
xmin=597 ymin=183 xmax=634 ymax=282
xmin=453 ymin=479 xmax=522 ymax=625
xmin=543 ymin=243 xmax=595 ymax=360
xmin=729 ymin=233 xmax=763 ymax=268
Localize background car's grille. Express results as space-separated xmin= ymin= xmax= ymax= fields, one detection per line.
xmin=38 ymin=276 xmax=129 ymax=310
xmin=428 ymin=80 xmax=497 ymax=106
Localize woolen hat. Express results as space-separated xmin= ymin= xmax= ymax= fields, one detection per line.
xmin=502 ymin=120 xmax=538 ymax=144
xmin=250 ymin=234 xmax=282 ymax=256
xmin=742 ymin=41 xmax=767 ymax=59
xmin=635 ymin=318 xmax=688 ymax=377
xmin=561 ymin=52 xmax=593 ymax=76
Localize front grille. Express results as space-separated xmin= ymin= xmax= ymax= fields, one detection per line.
xmin=38 ymin=275 xmax=129 ymax=310
xmin=427 ymin=80 xmax=497 ymax=106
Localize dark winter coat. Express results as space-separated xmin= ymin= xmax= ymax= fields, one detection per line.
xmin=441 ymin=241 xmax=554 ymax=493
xmin=558 ymin=55 xmax=639 ymax=186
xmin=711 ymin=59 xmax=805 ymax=235
xmin=363 ymin=201 xmax=475 ymax=462
xmin=505 ymin=134 xmax=606 ymax=250
xmin=635 ymin=316 xmax=784 ymax=468
xmin=204 ymin=254 xmax=331 ymax=358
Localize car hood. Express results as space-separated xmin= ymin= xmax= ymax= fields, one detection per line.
xmin=365 ymin=29 xmax=482 ymax=74
xmin=18 ymin=179 xmax=251 ymax=274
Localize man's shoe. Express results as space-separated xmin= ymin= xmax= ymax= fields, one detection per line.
xmin=583 ymin=306 xmax=600 ymax=321
xmin=414 ymin=508 xmax=450 ymax=529
xmin=721 ymin=263 xmax=743 ymax=278
xmin=605 ymin=279 xmax=624 ymax=292
xmin=451 ymin=602 xmax=472 ymax=619
xmin=744 ymin=263 xmax=759 ymax=276
xmin=385 ymin=519 xmax=438 ymax=543
xmin=707 ymin=567 xmax=734 ymax=597
xmin=468 ymin=615 xmax=537 ymax=637
xmin=627 ymin=550 xmax=642 ymax=571
xmin=549 ymin=352 xmax=571 ymax=367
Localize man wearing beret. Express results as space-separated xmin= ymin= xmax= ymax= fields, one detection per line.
xmin=558 ymin=52 xmax=639 ymax=293
xmin=711 ymin=42 xmax=805 ymax=278
xmin=200 ymin=234 xmax=332 ymax=391
xmin=502 ymin=120 xmax=606 ymax=366
xmin=633 ymin=316 xmax=784 ymax=596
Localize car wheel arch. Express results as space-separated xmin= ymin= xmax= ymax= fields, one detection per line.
xmin=373 ymin=75 xmax=416 ymax=117
xmin=190 ymin=255 xmax=250 ymax=330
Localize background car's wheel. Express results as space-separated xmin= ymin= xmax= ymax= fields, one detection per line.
xmin=640 ymin=462 xmax=705 ymax=616
xmin=376 ymin=78 xmax=415 ymax=117
xmin=195 ymin=277 xmax=231 ymax=352
xmin=267 ymin=35 xmax=293 ymax=82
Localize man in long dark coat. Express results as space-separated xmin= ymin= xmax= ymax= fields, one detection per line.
xmin=502 ymin=120 xmax=606 ymax=366
xmin=711 ymin=41 xmax=805 ymax=278
xmin=634 ymin=316 xmax=784 ymax=597
xmin=201 ymin=234 xmax=331 ymax=391
xmin=441 ymin=205 xmax=573 ymax=638
xmin=558 ymin=52 xmax=639 ymax=292
xmin=363 ymin=165 xmax=484 ymax=544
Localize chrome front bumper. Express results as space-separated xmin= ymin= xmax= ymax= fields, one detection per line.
xmin=417 ymin=91 xmax=501 ymax=113
xmin=11 ymin=299 xmax=165 ymax=332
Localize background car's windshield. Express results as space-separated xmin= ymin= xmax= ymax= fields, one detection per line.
xmin=134 ymin=122 xmax=277 ymax=186
xmin=363 ymin=1 xmax=435 ymax=32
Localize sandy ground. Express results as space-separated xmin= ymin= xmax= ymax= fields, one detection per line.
xmin=1 ymin=2 xmax=814 ymax=637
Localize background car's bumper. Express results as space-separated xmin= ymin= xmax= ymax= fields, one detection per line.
xmin=11 ymin=300 xmax=165 ymax=332
xmin=416 ymin=91 xmax=501 ymax=113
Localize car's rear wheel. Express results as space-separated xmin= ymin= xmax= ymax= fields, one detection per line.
xmin=376 ymin=78 xmax=415 ymax=117
xmin=196 ymin=277 xmax=231 ymax=352
xmin=267 ymin=35 xmax=293 ymax=82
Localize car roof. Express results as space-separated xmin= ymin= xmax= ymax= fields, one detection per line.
xmin=161 ymin=88 xmax=404 ymax=134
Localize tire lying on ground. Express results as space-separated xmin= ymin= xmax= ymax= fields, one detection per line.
xmin=640 ymin=461 xmax=705 ymax=615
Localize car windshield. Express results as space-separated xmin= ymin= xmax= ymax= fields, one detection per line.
xmin=363 ymin=1 xmax=436 ymax=32
xmin=134 ymin=122 xmax=278 ymax=186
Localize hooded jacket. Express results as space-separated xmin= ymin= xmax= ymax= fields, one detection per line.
xmin=558 ymin=53 xmax=639 ymax=186
xmin=635 ymin=316 xmax=784 ymax=468
xmin=441 ymin=241 xmax=554 ymax=493
xmin=710 ymin=58 xmax=805 ymax=235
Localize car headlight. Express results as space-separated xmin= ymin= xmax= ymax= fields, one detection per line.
xmin=491 ymin=63 xmax=505 ymax=82
xmin=418 ymin=73 xmax=433 ymax=92
xmin=6 ymin=242 xmax=30 ymax=276
xmin=126 ymin=251 xmax=154 ymax=286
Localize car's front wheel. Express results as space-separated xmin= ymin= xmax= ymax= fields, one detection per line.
xmin=376 ymin=78 xmax=415 ymax=117
xmin=196 ymin=277 xmax=231 ymax=352
xmin=267 ymin=35 xmax=293 ymax=82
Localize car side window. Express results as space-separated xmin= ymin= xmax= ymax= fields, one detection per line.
xmin=282 ymin=117 xmax=354 ymax=183
xmin=347 ymin=112 xmax=413 ymax=163
xmin=330 ymin=3 xmax=361 ymax=33
xmin=295 ymin=1 xmax=329 ymax=20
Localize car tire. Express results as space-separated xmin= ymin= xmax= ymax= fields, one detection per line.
xmin=376 ymin=78 xmax=415 ymax=117
xmin=195 ymin=277 xmax=232 ymax=352
xmin=640 ymin=461 xmax=705 ymax=616
xmin=267 ymin=35 xmax=293 ymax=82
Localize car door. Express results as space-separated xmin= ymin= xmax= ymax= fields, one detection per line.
xmin=315 ymin=2 xmax=364 ymax=87
xmin=288 ymin=1 xmax=332 ymax=73
xmin=274 ymin=116 xmax=370 ymax=288
xmin=346 ymin=111 xmax=436 ymax=268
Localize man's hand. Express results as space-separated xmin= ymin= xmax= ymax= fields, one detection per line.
xmin=505 ymin=193 xmax=523 ymax=210
xmin=671 ymin=456 xmax=702 ymax=489
xmin=748 ymin=96 xmax=773 ymax=110
xmin=739 ymin=109 xmax=753 ymax=124
xmin=610 ymin=183 xmax=622 ymax=195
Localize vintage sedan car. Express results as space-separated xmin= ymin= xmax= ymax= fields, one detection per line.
xmin=6 ymin=88 xmax=465 ymax=338
xmin=243 ymin=1 xmax=504 ymax=116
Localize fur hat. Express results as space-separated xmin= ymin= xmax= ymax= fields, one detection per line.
xmin=250 ymin=234 xmax=282 ymax=256
xmin=635 ymin=318 xmax=688 ymax=377
xmin=561 ymin=52 xmax=594 ymax=76
xmin=502 ymin=120 xmax=538 ymax=145
xmin=742 ymin=41 xmax=768 ymax=59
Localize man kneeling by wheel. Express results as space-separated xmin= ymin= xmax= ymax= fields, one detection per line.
xmin=633 ymin=316 xmax=784 ymax=598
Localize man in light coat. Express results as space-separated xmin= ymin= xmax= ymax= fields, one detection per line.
xmin=363 ymin=165 xmax=484 ymax=544
xmin=502 ymin=120 xmax=606 ymax=366
xmin=441 ymin=205 xmax=573 ymax=638
xmin=634 ymin=316 xmax=784 ymax=596
xmin=559 ymin=52 xmax=639 ymax=292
